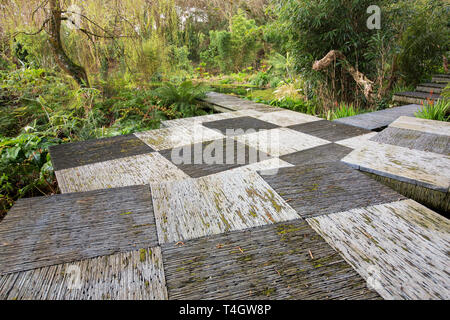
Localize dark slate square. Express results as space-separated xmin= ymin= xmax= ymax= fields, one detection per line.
xmin=259 ymin=162 xmax=405 ymax=218
xmin=370 ymin=127 xmax=450 ymax=155
xmin=287 ymin=120 xmax=371 ymax=142
xmin=49 ymin=134 xmax=154 ymax=171
xmin=162 ymin=220 xmax=381 ymax=300
xmin=281 ymin=143 xmax=353 ymax=166
xmin=0 ymin=185 xmax=157 ymax=275
xmin=159 ymin=138 xmax=272 ymax=178
xmin=202 ymin=116 xmax=279 ymax=136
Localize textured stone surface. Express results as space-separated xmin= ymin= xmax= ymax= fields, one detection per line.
xmin=162 ymin=220 xmax=381 ymax=300
xmin=288 ymin=120 xmax=371 ymax=142
xmin=0 ymin=185 xmax=157 ymax=274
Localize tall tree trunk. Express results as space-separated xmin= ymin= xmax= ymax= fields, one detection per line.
xmin=48 ymin=0 xmax=89 ymax=87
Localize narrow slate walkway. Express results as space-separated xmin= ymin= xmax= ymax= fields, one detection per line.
xmin=1 ymin=93 xmax=449 ymax=300
xmin=392 ymin=73 xmax=448 ymax=105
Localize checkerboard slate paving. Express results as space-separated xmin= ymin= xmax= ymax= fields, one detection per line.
xmin=159 ymin=138 xmax=272 ymax=178
xmin=0 ymin=185 xmax=158 ymax=275
xmin=259 ymin=162 xmax=405 ymax=219
xmin=162 ymin=220 xmax=381 ymax=300
xmin=2 ymin=93 xmax=449 ymax=300
xmin=288 ymin=120 xmax=372 ymax=142
xmin=151 ymin=170 xmax=299 ymax=244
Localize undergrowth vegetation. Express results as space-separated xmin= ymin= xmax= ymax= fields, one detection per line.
xmin=0 ymin=68 xmax=210 ymax=219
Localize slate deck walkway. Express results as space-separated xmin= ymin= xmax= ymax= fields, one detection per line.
xmin=1 ymin=93 xmax=449 ymax=300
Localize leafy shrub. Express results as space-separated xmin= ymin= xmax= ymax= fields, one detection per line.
xmin=331 ymin=102 xmax=359 ymax=120
xmin=415 ymin=99 xmax=449 ymax=122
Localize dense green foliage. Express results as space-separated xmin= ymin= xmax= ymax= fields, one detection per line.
xmin=415 ymin=99 xmax=450 ymax=122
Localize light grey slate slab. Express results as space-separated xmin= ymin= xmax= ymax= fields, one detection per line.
xmin=333 ymin=104 xmax=422 ymax=131
xmin=280 ymin=143 xmax=353 ymax=166
xmin=162 ymin=219 xmax=381 ymax=300
xmin=0 ymin=185 xmax=157 ymax=275
xmin=0 ymin=247 xmax=167 ymax=300
xmin=259 ymin=162 xmax=405 ymax=218
xmin=307 ymin=199 xmax=450 ymax=300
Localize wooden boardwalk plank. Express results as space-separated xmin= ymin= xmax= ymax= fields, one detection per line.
xmin=151 ymin=170 xmax=299 ymax=244
xmin=49 ymin=134 xmax=154 ymax=171
xmin=0 ymin=247 xmax=167 ymax=300
xmin=162 ymin=220 xmax=381 ymax=300
xmin=342 ymin=141 xmax=450 ymax=191
xmin=333 ymin=104 xmax=421 ymax=130
xmin=259 ymin=162 xmax=405 ymax=219
xmin=307 ymin=200 xmax=450 ymax=300
xmin=55 ymin=153 xmax=189 ymax=193
xmin=0 ymin=186 xmax=158 ymax=275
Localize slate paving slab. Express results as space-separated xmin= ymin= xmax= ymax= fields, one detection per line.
xmin=0 ymin=185 xmax=158 ymax=274
xmin=259 ymin=162 xmax=405 ymax=219
xmin=159 ymin=138 xmax=272 ymax=178
xmin=49 ymin=134 xmax=154 ymax=171
xmin=288 ymin=120 xmax=371 ymax=142
xmin=280 ymin=143 xmax=353 ymax=166
xmin=202 ymin=116 xmax=279 ymax=136
xmin=308 ymin=199 xmax=450 ymax=300
xmin=162 ymin=219 xmax=381 ymax=300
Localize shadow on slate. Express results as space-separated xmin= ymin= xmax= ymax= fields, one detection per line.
xmin=159 ymin=138 xmax=272 ymax=178
xmin=162 ymin=220 xmax=381 ymax=300
xmin=281 ymin=143 xmax=353 ymax=166
xmin=370 ymin=127 xmax=450 ymax=155
xmin=259 ymin=162 xmax=405 ymax=219
xmin=202 ymin=116 xmax=279 ymax=136
xmin=0 ymin=185 xmax=158 ymax=275
xmin=287 ymin=120 xmax=371 ymax=142
xmin=49 ymin=134 xmax=154 ymax=171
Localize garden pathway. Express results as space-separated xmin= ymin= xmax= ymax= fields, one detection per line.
xmin=0 ymin=93 xmax=449 ymax=300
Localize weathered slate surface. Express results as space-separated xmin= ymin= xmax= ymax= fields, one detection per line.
xmin=0 ymin=185 xmax=158 ymax=275
xmin=280 ymin=143 xmax=353 ymax=166
xmin=393 ymin=91 xmax=441 ymax=100
xmin=335 ymin=132 xmax=377 ymax=149
xmin=55 ymin=153 xmax=189 ymax=193
xmin=389 ymin=116 xmax=450 ymax=136
xmin=49 ymin=135 xmax=154 ymax=171
xmin=259 ymin=162 xmax=405 ymax=219
xmin=202 ymin=116 xmax=279 ymax=136
xmin=307 ymin=200 xmax=450 ymax=300
xmin=234 ymin=128 xmax=330 ymax=157
xmin=416 ymin=82 xmax=446 ymax=94
xmin=255 ymin=109 xmax=322 ymax=127
xmin=0 ymin=247 xmax=167 ymax=300
xmin=342 ymin=140 xmax=450 ymax=192
xmin=159 ymin=138 xmax=272 ymax=178
xmin=370 ymin=127 xmax=450 ymax=155
xmin=162 ymin=220 xmax=381 ymax=300
xmin=333 ymin=104 xmax=421 ymax=131
xmin=288 ymin=120 xmax=371 ymax=142
xmin=151 ymin=170 xmax=299 ymax=244
xmin=134 ymin=124 xmax=224 ymax=151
